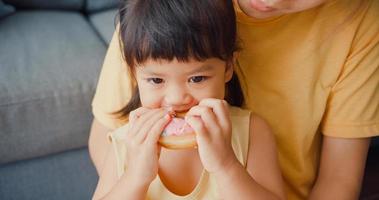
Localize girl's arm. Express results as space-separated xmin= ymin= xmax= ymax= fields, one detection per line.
xmin=309 ymin=136 xmax=370 ymax=200
xmin=92 ymin=145 xmax=149 ymax=200
xmin=213 ymin=114 xmax=286 ymax=200
xmin=92 ymin=108 xmax=171 ymax=200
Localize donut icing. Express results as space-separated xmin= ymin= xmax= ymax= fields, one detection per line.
xmin=159 ymin=114 xmax=197 ymax=149
xmin=161 ymin=118 xmax=194 ymax=136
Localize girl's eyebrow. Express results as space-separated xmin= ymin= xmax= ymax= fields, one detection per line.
xmin=140 ymin=64 xmax=215 ymax=76
xmin=186 ymin=64 xmax=215 ymax=75
xmin=140 ymin=70 xmax=164 ymax=76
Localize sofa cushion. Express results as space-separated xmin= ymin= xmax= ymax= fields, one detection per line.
xmin=89 ymin=8 xmax=118 ymax=45
xmin=0 ymin=11 xmax=106 ymax=164
xmin=0 ymin=148 xmax=98 ymax=200
xmin=0 ymin=0 xmax=14 ymax=19
xmin=372 ymin=136 xmax=379 ymax=147
xmin=4 ymin=0 xmax=84 ymax=10
xmin=85 ymin=0 xmax=118 ymax=13
xmin=360 ymin=140 xmax=379 ymax=200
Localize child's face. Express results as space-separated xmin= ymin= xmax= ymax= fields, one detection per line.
xmin=135 ymin=58 xmax=233 ymax=112
xmin=236 ymin=0 xmax=328 ymax=19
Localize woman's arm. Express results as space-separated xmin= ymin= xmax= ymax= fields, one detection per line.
xmin=309 ymin=136 xmax=371 ymax=200
xmin=214 ymin=114 xmax=286 ymax=200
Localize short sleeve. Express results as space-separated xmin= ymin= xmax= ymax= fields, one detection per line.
xmin=321 ymin=0 xmax=379 ymax=138
xmin=92 ymin=25 xmax=133 ymax=130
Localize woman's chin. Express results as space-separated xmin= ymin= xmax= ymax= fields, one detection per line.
xmin=238 ymin=0 xmax=285 ymax=19
xmin=249 ymin=11 xmax=282 ymax=19
xmin=249 ymin=0 xmax=277 ymax=12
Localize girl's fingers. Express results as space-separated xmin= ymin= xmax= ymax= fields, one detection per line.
xmin=129 ymin=108 xmax=162 ymax=137
xmin=186 ymin=105 xmax=221 ymax=136
xmin=145 ymin=114 xmax=171 ymax=145
xmin=128 ymin=107 xmax=151 ymax=137
xmin=129 ymin=107 xmax=150 ymax=123
xmin=198 ymin=98 xmax=231 ymax=134
xmin=185 ymin=115 xmax=210 ymax=141
xmin=134 ymin=109 xmax=168 ymax=143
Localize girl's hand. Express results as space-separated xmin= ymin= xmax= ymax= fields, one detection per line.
xmin=124 ymin=107 xmax=171 ymax=186
xmin=185 ymin=98 xmax=238 ymax=174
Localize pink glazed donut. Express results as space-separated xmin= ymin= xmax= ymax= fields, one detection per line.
xmin=159 ymin=112 xmax=197 ymax=149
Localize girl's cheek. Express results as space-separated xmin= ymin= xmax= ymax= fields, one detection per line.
xmin=194 ymin=87 xmax=223 ymax=100
xmin=141 ymin=91 xmax=164 ymax=108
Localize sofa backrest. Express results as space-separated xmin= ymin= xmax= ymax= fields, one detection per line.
xmin=3 ymin=0 xmax=119 ymax=12
xmin=86 ymin=0 xmax=119 ymax=13
xmin=3 ymin=0 xmax=85 ymax=10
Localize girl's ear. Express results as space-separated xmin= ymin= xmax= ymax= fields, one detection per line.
xmin=225 ymin=64 xmax=233 ymax=83
xmin=225 ymin=54 xmax=237 ymax=83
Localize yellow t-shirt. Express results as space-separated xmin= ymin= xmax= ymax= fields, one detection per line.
xmin=108 ymin=106 xmax=251 ymax=200
xmin=92 ymin=0 xmax=379 ymax=199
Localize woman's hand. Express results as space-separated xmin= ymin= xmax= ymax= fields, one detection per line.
xmin=123 ymin=107 xmax=171 ymax=186
xmin=185 ymin=98 xmax=239 ymax=174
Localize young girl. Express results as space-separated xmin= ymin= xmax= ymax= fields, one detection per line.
xmin=92 ymin=0 xmax=285 ymax=199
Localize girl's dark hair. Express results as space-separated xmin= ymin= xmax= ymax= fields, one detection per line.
xmin=116 ymin=0 xmax=244 ymax=119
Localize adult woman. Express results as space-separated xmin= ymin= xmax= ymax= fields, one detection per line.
xmin=89 ymin=0 xmax=379 ymax=199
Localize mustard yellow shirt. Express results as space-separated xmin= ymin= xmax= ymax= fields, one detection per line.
xmin=108 ymin=106 xmax=251 ymax=200
xmin=92 ymin=0 xmax=379 ymax=199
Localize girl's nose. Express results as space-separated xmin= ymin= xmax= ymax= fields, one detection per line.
xmin=164 ymin=86 xmax=192 ymax=106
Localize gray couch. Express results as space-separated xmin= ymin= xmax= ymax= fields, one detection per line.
xmin=0 ymin=0 xmax=118 ymax=199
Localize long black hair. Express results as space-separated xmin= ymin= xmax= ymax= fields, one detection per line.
xmin=116 ymin=0 xmax=244 ymax=119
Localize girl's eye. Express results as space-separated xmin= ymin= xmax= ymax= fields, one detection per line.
xmin=147 ymin=78 xmax=164 ymax=84
xmin=189 ymin=76 xmax=206 ymax=83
